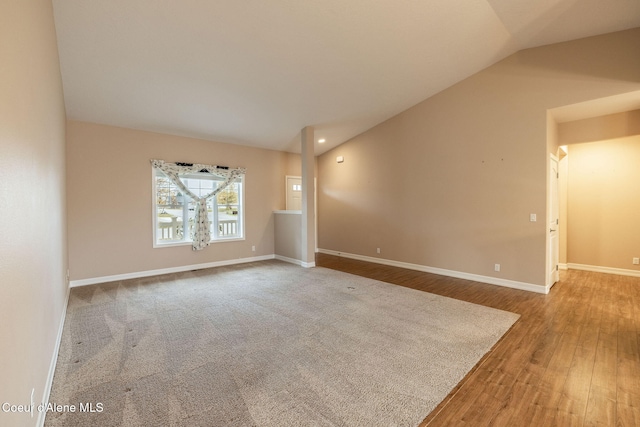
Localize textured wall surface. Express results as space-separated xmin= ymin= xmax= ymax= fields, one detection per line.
xmin=0 ymin=1 xmax=68 ymax=426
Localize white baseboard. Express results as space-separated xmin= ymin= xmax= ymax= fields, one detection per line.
xmin=38 ymin=284 xmax=70 ymax=427
xmin=318 ymin=248 xmax=548 ymax=294
xmin=274 ymin=255 xmax=315 ymax=268
xmin=274 ymin=254 xmax=302 ymax=266
xmin=559 ymin=263 xmax=568 ymax=270
xmin=69 ymin=254 xmax=276 ymax=287
xmin=567 ymin=263 xmax=640 ymax=278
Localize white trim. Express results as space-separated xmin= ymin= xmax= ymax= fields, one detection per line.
xmin=152 ymin=165 xmax=158 ymax=246
xmin=567 ymin=263 xmax=640 ymax=278
xmin=273 ymin=210 xmax=301 ymax=214
xmin=154 ymin=237 xmax=247 ymax=248
xmin=153 ymin=236 xmax=245 ymax=249
xmin=38 ymin=284 xmax=70 ymax=427
xmin=318 ymin=249 xmax=548 ymax=294
xmin=69 ymin=255 xmax=276 ymax=287
xmin=274 ymin=254 xmax=301 ymax=265
xmin=559 ymin=263 xmax=568 ymax=270
xmin=547 ymin=153 xmax=560 ymax=289
xmin=274 ymin=254 xmax=316 ymax=268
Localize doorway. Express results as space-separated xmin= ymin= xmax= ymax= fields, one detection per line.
xmin=560 ymin=138 xmax=640 ymax=275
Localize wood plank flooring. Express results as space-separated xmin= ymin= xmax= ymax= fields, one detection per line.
xmin=316 ymin=253 xmax=640 ymax=426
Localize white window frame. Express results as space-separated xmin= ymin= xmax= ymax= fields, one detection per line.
xmin=152 ymin=168 xmax=245 ymax=248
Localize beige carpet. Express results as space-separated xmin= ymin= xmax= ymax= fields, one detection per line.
xmin=45 ymin=260 xmax=519 ymax=426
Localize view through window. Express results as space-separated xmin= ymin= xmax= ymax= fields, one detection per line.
xmin=154 ymin=170 xmax=243 ymax=245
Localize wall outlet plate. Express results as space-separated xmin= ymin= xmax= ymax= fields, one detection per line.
xmin=633 ymin=257 xmax=639 ymax=265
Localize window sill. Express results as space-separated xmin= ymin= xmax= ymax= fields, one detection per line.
xmin=153 ymin=237 xmax=245 ymax=249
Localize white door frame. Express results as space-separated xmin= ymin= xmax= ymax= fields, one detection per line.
xmin=547 ymin=154 xmax=560 ymax=288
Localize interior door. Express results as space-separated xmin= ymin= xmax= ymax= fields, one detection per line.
xmin=286 ymin=176 xmax=302 ymax=210
xmin=549 ymin=156 xmax=560 ymax=286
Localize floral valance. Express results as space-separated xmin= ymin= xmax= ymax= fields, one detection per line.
xmin=151 ymin=159 xmax=246 ymax=250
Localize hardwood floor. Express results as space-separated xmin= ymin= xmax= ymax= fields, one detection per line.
xmin=316 ymin=253 xmax=640 ymax=426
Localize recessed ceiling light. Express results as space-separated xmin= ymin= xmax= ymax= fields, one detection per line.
xmin=318 ymin=138 xmax=326 ymax=143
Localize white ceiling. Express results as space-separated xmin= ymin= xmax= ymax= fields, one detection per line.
xmin=52 ymin=0 xmax=640 ymax=154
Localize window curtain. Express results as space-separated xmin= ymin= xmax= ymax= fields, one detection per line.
xmin=151 ymin=159 xmax=246 ymax=250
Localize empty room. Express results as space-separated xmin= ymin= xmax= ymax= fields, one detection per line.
xmin=1 ymin=1 xmax=640 ymax=426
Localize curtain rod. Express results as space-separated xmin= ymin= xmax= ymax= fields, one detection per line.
xmin=175 ymin=162 xmax=229 ymax=171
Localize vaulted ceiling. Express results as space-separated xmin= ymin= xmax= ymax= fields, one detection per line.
xmin=52 ymin=0 xmax=640 ymax=154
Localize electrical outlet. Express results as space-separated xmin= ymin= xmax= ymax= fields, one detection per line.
xmin=376 ymin=248 xmax=381 ymax=254
xmin=530 ymin=213 xmax=537 ymax=222
xmin=633 ymin=257 xmax=639 ymax=265
xmin=494 ymin=264 xmax=501 ymax=272
xmin=251 ymin=245 xmax=256 ymax=252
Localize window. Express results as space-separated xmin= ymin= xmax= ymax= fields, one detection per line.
xmin=153 ymin=169 xmax=243 ymax=246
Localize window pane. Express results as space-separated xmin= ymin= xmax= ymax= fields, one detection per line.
xmin=155 ymin=171 xmax=186 ymax=242
xmin=182 ymin=176 xmax=221 ymax=198
xmin=216 ymin=182 xmax=241 ymax=238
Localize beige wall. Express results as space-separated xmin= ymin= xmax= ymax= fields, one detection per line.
xmin=283 ymin=152 xmax=302 ymax=177
xmin=0 ymin=1 xmax=68 ymax=425
xmin=67 ymin=121 xmax=293 ymax=281
xmin=559 ymin=109 xmax=640 ymax=145
xmin=566 ymin=136 xmax=640 ymax=272
xmin=274 ymin=212 xmax=302 ymax=261
xmin=318 ymin=28 xmax=640 ymax=288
